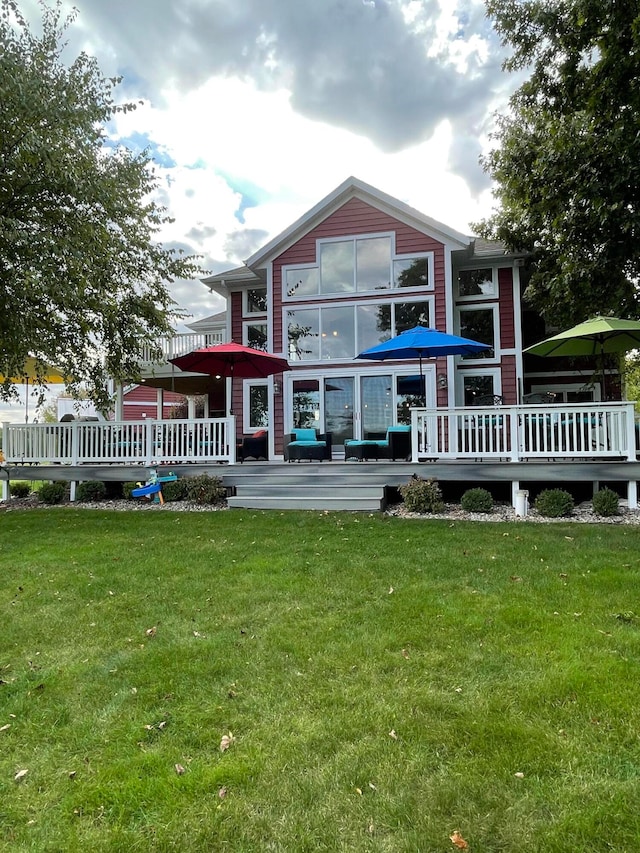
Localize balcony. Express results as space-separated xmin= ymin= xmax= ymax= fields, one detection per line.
xmin=138 ymin=331 xmax=225 ymax=368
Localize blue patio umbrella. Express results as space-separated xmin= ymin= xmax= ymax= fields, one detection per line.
xmin=356 ymin=325 xmax=491 ymax=401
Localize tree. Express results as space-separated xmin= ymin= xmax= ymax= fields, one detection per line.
xmin=0 ymin=0 xmax=202 ymax=410
xmin=477 ymin=0 xmax=640 ymax=326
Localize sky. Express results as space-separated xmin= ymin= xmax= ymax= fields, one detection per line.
xmin=1 ymin=0 xmax=518 ymax=424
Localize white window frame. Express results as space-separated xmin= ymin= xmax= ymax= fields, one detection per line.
xmin=455 ymin=266 xmax=498 ymax=301
xmin=242 ymin=319 xmax=270 ymax=351
xmin=457 ymin=367 xmax=502 ymax=406
xmin=282 ymin=231 xmax=434 ymax=302
xmin=456 ymin=303 xmax=500 ymax=364
xmin=243 ymin=380 xmax=270 ymax=433
xmin=243 ymin=286 xmax=268 ymax=316
xmin=283 ymin=294 xmax=435 ymax=364
xmin=530 ymin=382 xmax=600 ymax=403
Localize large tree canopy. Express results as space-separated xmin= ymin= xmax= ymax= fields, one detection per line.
xmin=478 ymin=0 xmax=640 ymax=326
xmin=0 ymin=0 xmax=202 ymax=410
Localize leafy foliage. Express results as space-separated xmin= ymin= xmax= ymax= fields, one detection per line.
xmin=184 ymin=474 xmax=227 ymax=505
xmin=37 ymin=481 xmax=65 ymax=504
xmin=122 ymin=482 xmax=138 ymax=500
xmin=534 ymin=488 xmax=574 ymax=518
xmin=0 ymin=0 xmax=202 ymax=410
xmin=592 ymin=487 xmax=620 ymax=517
xmin=76 ymin=481 xmax=107 ymax=502
xmin=478 ymin=0 xmax=640 ymax=325
xmin=461 ymin=487 xmax=494 ymax=513
xmin=398 ymin=475 xmax=444 ymax=513
xmin=161 ymin=478 xmax=188 ymax=502
xmin=9 ymin=481 xmax=31 ymax=498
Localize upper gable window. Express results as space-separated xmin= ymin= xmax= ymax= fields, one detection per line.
xmin=457 ymin=268 xmax=496 ymax=298
xmin=284 ymin=235 xmax=431 ymax=299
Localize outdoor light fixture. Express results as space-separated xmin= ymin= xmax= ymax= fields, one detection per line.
xmin=273 ymin=380 xmax=281 ymax=395
xmin=438 ymin=373 xmax=448 ymax=389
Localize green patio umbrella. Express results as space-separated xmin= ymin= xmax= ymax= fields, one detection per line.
xmin=524 ymin=315 xmax=640 ymax=399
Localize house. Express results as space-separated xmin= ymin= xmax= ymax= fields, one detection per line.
xmin=201 ymin=176 xmax=609 ymax=461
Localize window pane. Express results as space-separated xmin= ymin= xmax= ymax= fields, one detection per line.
xmin=463 ymin=375 xmax=494 ymax=405
xmin=292 ymin=379 xmax=320 ymax=429
xmin=249 ymin=385 xmax=269 ymax=428
xmin=356 ymin=237 xmax=391 ymax=291
xmin=321 ymin=306 xmax=354 ymax=360
xmin=394 ymin=302 xmax=429 ymax=333
xmin=247 ymin=323 xmax=268 ymax=351
xmin=357 ymin=304 xmax=391 ymax=353
xmin=460 ymin=309 xmax=494 ymax=358
xmin=458 ymin=268 xmax=495 ymax=297
xmin=247 ymin=287 xmax=267 ymax=313
xmin=320 ymin=241 xmax=355 ymax=293
xmin=396 ymin=374 xmax=425 ymax=423
xmin=361 ymin=375 xmax=394 ymax=437
xmin=393 ymin=258 xmax=429 ymax=289
xmin=287 ymin=309 xmax=320 ymax=361
xmin=286 ymin=268 xmax=318 ymax=297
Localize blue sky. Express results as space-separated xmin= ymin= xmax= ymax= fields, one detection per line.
xmin=1 ymin=0 xmax=517 ymax=423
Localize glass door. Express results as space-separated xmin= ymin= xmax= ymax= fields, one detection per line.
xmin=360 ymin=374 xmax=394 ymax=439
xmin=324 ymin=377 xmax=354 ymax=449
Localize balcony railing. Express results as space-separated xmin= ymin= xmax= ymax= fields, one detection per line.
xmin=411 ymin=402 xmax=637 ymax=462
xmin=2 ymin=418 xmax=236 ymax=465
xmin=138 ymin=331 xmax=225 ymax=365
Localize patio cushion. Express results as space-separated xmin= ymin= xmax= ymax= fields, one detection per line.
xmin=292 ymin=428 xmax=318 ymax=442
xmin=288 ymin=440 xmax=325 ymax=447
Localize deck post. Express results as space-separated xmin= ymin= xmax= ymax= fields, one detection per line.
xmin=70 ymin=481 xmax=77 ymax=502
xmin=511 ymin=480 xmax=519 ymax=510
xmin=1 ymin=470 xmax=8 ymax=502
xmin=628 ymin=480 xmax=638 ymax=510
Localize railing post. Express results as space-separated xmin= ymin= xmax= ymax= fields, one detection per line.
xmin=510 ymin=409 xmax=520 ymax=461
xmin=625 ymin=403 xmax=636 ymax=461
xmin=144 ymin=419 xmax=153 ymax=465
xmin=71 ymin=423 xmax=79 ymax=465
xmin=411 ymin=410 xmax=418 ymax=462
xmin=228 ymin=416 xmax=236 ymax=464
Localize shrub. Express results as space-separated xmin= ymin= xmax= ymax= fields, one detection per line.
xmin=592 ymin=487 xmax=620 ymax=517
xmin=10 ymin=481 xmax=31 ymax=498
xmin=185 ymin=474 xmax=227 ymax=505
xmin=461 ymin=487 xmax=494 ymax=513
xmin=534 ymin=488 xmax=574 ymax=518
xmin=38 ymin=482 xmax=66 ymax=504
xmin=122 ymin=482 xmax=138 ymax=500
xmin=161 ymin=479 xmax=188 ymax=502
xmin=398 ymin=476 xmax=444 ymax=514
xmin=76 ymin=481 xmax=107 ymax=502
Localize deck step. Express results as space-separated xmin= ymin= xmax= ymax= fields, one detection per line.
xmin=227 ymin=494 xmax=384 ymax=511
xmin=233 ymin=484 xmax=386 ymax=499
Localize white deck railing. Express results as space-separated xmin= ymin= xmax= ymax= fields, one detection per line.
xmin=411 ymin=402 xmax=637 ymax=462
xmin=3 ymin=418 xmax=236 ymax=465
xmin=138 ymin=331 xmax=225 ymax=365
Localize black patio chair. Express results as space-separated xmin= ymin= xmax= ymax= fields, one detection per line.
xmin=238 ymin=432 xmax=268 ymax=463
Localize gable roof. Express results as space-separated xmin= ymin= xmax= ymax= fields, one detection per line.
xmin=246 ymin=177 xmax=472 ymax=268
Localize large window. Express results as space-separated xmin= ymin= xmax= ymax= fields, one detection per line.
xmin=245 ymin=383 xmax=269 ymax=430
xmin=244 ymin=322 xmax=268 ymax=351
xmin=459 ymin=306 xmax=497 ymax=359
xmin=457 ymin=268 xmax=495 ymax=298
xmin=245 ymin=287 xmax=268 ymax=314
xmin=284 ymin=235 xmax=431 ymax=298
xmin=287 ymin=300 xmax=431 ymax=362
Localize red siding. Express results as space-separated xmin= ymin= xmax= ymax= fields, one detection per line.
xmin=498 ymin=268 xmax=515 ymax=349
xmin=500 ymin=356 xmax=517 ymax=405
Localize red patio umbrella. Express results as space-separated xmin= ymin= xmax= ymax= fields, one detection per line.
xmin=169 ymin=342 xmax=290 ymax=378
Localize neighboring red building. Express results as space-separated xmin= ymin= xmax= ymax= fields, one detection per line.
xmin=121 ymin=384 xmax=187 ymax=421
xmin=201 ymin=177 xmax=606 ymax=460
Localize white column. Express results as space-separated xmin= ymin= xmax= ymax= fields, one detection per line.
xmin=115 ymin=383 xmax=124 ymax=421
xmin=187 ymin=396 xmax=196 ymax=419
xmin=156 ymin=388 xmax=163 ymax=419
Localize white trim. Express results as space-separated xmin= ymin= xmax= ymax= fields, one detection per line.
xmin=455 ymin=266 xmax=498 ymax=301
xmin=242 ymin=380 xmax=270 ymax=433
xmin=283 ymin=294 xmax=435 ymax=365
xmin=456 ymin=303 xmax=501 ymax=364
xmin=247 ymin=177 xmax=471 ymax=268
xmin=530 ymin=382 xmax=601 ymax=402
xmin=456 ymin=366 xmax=502 ymax=406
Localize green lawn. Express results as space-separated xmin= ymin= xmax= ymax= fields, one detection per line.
xmin=1 ymin=509 xmax=639 ymax=852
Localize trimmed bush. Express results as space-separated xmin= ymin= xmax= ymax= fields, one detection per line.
xmin=38 ymin=482 xmax=66 ymax=504
xmin=461 ymin=487 xmax=494 ymax=513
xmin=592 ymin=487 xmax=620 ymax=517
xmin=162 ymin=479 xmax=188 ymax=502
xmin=10 ymin=481 xmax=31 ymax=498
xmin=122 ymin=482 xmax=138 ymax=500
xmin=399 ymin=476 xmax=444 ymax=514
xmin=76 ymin=481 xmax=107 ymax=502
xmin=185 ymin=474 xmax=227 ymax=506
xmin=534 ymin=488 xmax=574 ymax=518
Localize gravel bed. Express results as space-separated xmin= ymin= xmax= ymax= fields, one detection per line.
xmin=2 ymin=496 xmax=640 ymax=523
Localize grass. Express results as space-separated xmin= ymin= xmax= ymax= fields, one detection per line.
xmin=1 ymin=509 xmax=639 ymax=852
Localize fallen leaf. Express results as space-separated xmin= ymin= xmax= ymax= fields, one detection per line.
xmin=174 ymin=763 xmax=186 ymax=775
xmin=356 ymin=787 xmax=363 ymax=795
xmin=514 ymin=771 xmax=525 ymax=778
xmin=68 ymin=771 xmax=77 ymax=780
xmin=218 ymin=786 xmax=228 ymax=799
xmin=0 ymin=724 xmax=10 ymax=732
xmin=157 ymin=720 xmax=167 ymax=730
xmin=510 ymin=575 xmax=522 ymax=582
xmin=401 ymin=648 xmax=410 ymax=659
xmin=14 ymin=769 xmax=28 ymax=782
xmin=145 ymin=626 xmax=157 ymax=637
xmin=220 ymin=732 xmax=235 ymax=752
xmin=369 ymin=782 xmax=377 ymax=790
xmin=388 ymin=729 xmax=398 ymax=740
xmin=388 ymin=586 xmax=394 ymax=594
xmin=143 ymin=724 xmax=154 ymax=730
xmin=450 ymin=830 xmax=468 ymax=849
